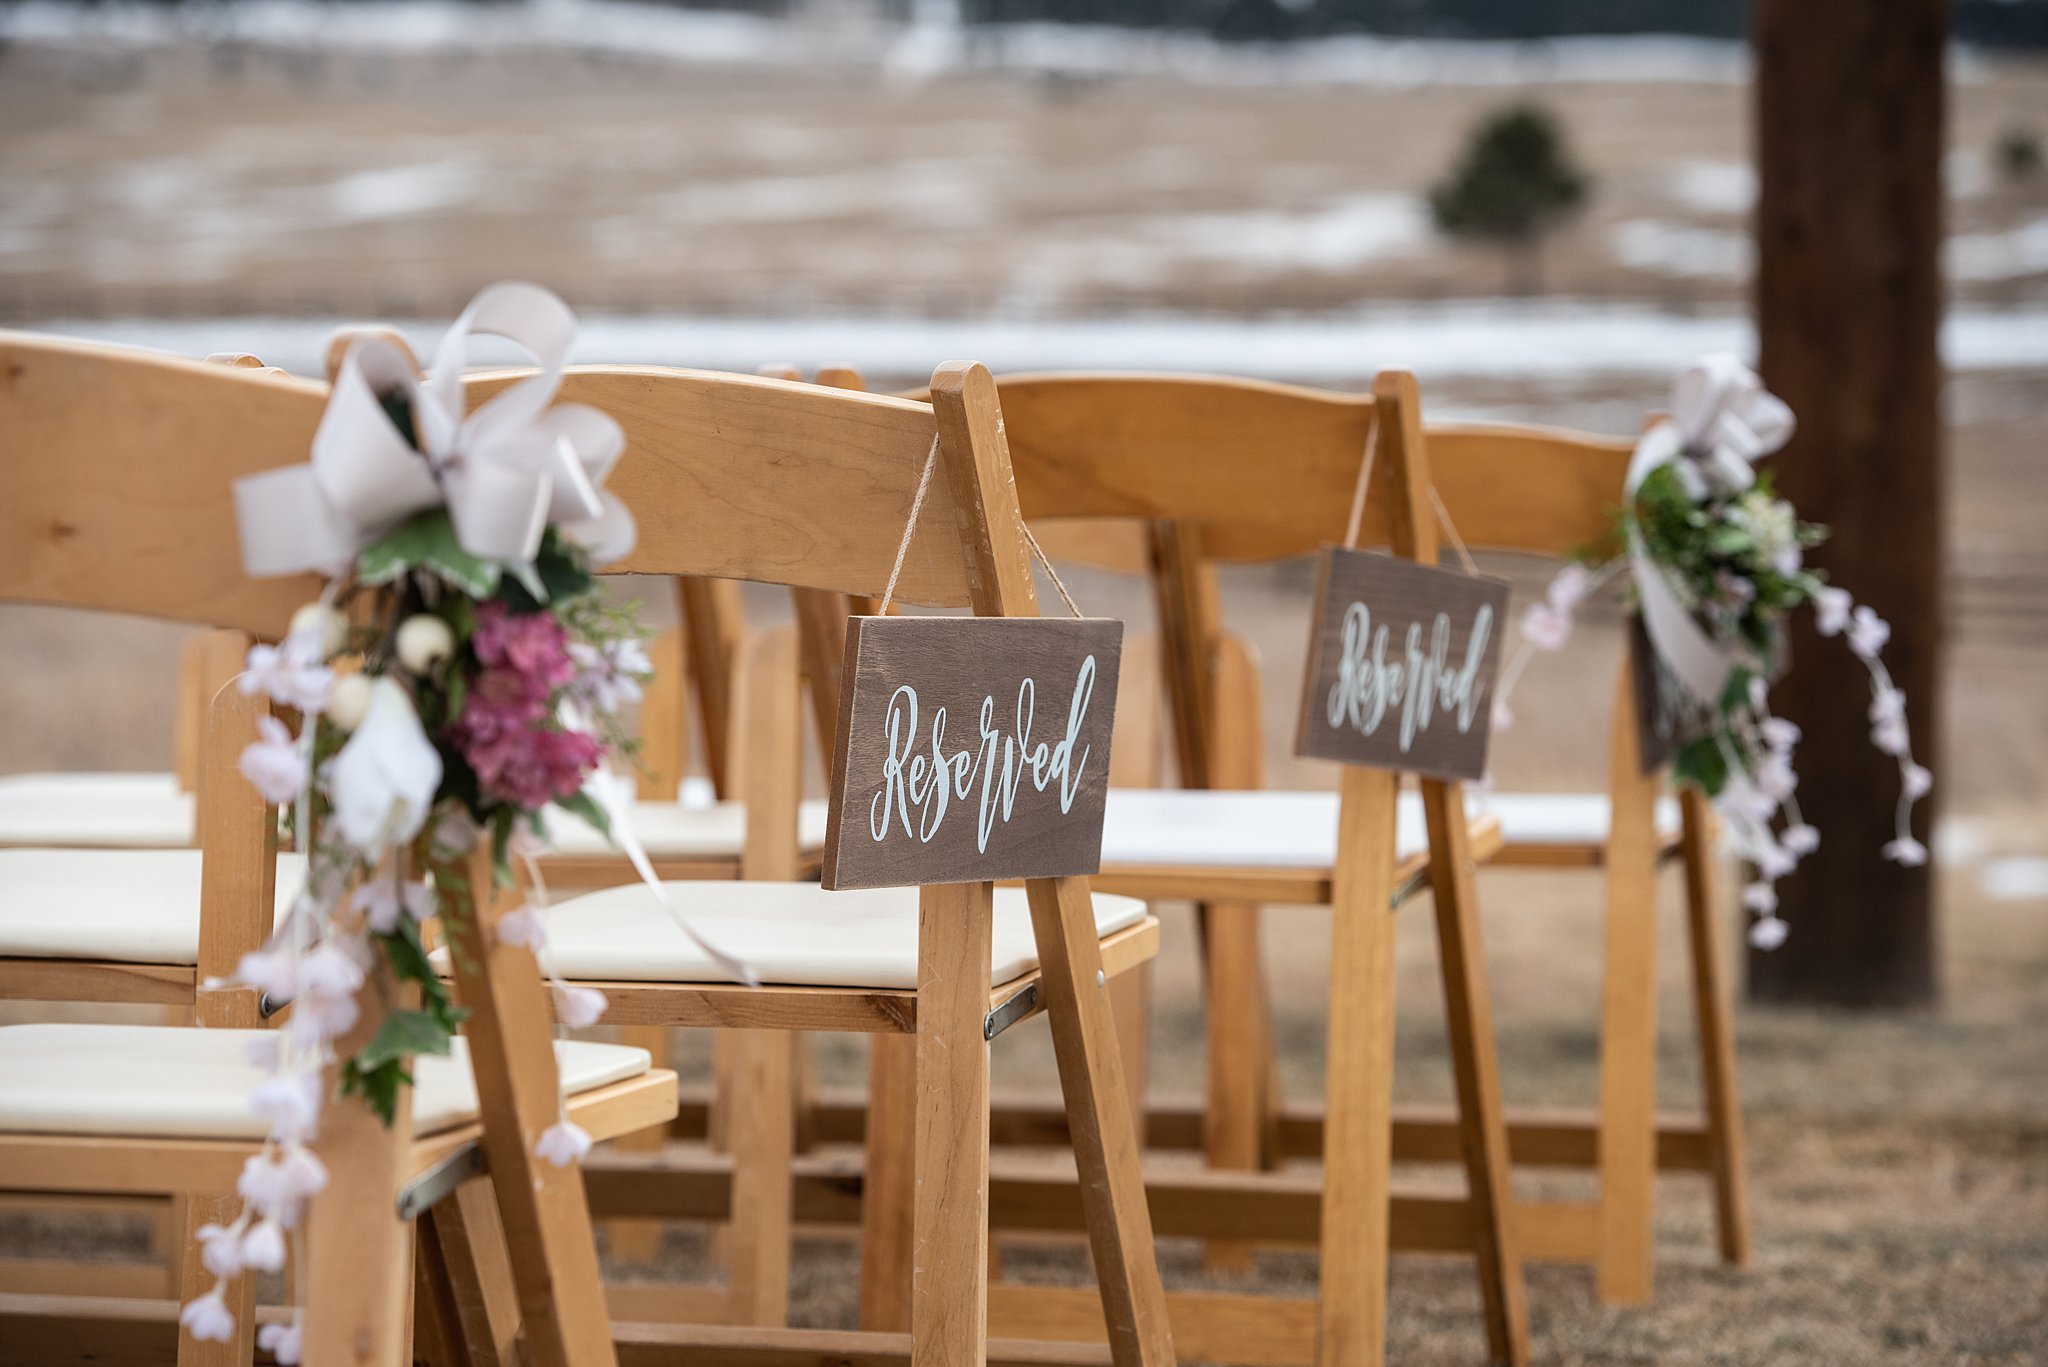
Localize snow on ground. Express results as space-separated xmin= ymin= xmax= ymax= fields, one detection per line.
xmin=0 ymin=1 xmax=1764 ymax=87
xmin=32 ymin=300 xmax=2048 ymax=383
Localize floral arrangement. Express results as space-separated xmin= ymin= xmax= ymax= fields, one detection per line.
xmin=180 ymin=283 xmax=740 ymax=1354
xmin=1498 ymin=355 xmax=1929 ymax=952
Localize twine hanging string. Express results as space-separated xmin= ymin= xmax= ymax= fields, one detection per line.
xmin=1341 ymin=416 xmax=1381 ymax=551
xmin=876 ymin=434 xmax=1084 ymax=619
xmin=1429 ymin=486 xmax=1483 ymax=578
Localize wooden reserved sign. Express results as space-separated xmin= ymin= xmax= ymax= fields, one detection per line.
xmin=1295 ymin=547 xmax=1509 ymax=783
xmin=1629 ymin=616 xmax=1781 ymax=774
xmin=821 ymin=616 xmax=1124 ymax=891
xmin=1628 ymin=616 xmax=1717 ymax=773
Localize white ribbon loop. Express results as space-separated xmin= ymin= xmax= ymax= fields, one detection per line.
xmin=234 ymin=281 xmax=629 ymax=580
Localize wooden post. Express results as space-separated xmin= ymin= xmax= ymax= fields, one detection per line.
xmin=1752 ymin=0 xmax=1945 ymax=1006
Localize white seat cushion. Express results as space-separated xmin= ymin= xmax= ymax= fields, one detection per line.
xmin=0 ymin=772 xmax=194 ymax=849
xmin=1473 ymin=792 xmax=1681 ymax=846
xmin=1100 ymin=790 xmax=1435 ymax=869
xmin=0 ymin=1023 xmax=648 ymax=1140
xmin=1099 ymin=789 xmax=1681 ymax=870
xmin=486 ymin=882 xmax=1149 ymax=991
xmin=542 ymin=798 xmax=830 ymax=859
xmin=0 ymin=849 xmax=304 ymax=965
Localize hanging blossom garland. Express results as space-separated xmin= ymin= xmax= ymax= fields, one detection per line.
xmin=181 ymin=282 xmax=753 ymax=1355
xmin=1487 ymin=354 xmax=1930 ymax=953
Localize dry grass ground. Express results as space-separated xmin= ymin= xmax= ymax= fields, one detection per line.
xmin=0 ymin=30 xmax=2044 ymax=1365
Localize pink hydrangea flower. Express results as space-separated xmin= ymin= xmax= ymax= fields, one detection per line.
xmin=448 ymin=603 xmax=604 ymax=810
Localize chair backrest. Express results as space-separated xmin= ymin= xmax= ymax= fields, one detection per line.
xmin=986 ymin=371 xmax=1635 ymax=563
xmin=1 ymin=331 xmax=1045 ymax=1363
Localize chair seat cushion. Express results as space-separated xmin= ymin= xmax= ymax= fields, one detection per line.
xmin=542 ymin=798 xmax=830 ymax=859
xmin=0 ymin=849 xmax=304 ymax=965
xmin=0 ymin=1024 xmax=648 ymax=1140
xmin=1099 ymin=789 xmax=1680 ymax=869
xmin=0 ymin=772 xmax=194 ymax=849
xmin=481 ymin=882 xmax=1149 ymax=991
xmin=1100 ymin=790 xmax=1435 ymax=869
xmin=1477 ymin=792 xmax=1682 ymax=846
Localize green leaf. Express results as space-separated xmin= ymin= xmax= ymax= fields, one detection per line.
xmin=356 ymin=1008 xmax=454 ymax=1071
xmin=556 ymin=788 xmax=611 ymax=841
xmin=338 ymin=1057 xmax=411 ymax=1126
xmin=358 ymin=509 xmax=501 ymax=599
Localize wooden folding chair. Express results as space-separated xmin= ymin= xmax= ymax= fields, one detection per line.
xmin=0 ymin=332 xmax=677 ymax=1366
xmin=450 ymin=359 xmax=1177 ymax=1365
xmin=769 ymin=368 xmax=1521 ymax=1367
xmin=1131 ymin=413 xmax=1749 ymax=1306
xmin=1415 ymin=422 xmax=1751 ymax=1302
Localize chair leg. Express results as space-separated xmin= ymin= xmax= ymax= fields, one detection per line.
xmin=1597 ymin=674 xmax=1664 ymax=1307
xmin=1108 ymin=958 xmax=1153 ymax=1133
xmin=1026 ymin=875 xmax=1175 ymax=1367
xmin=301 ymin=1065 xmax=415 ymax=1366
xmin=416 ymin=1179 xmax=523 ymax=1367
xmin=1316 ymin=768 xmax=1401 ymax=1367
xmin=860 ymin=1032 xmax=918 ymax=1333
xmin=1680 ymin=788 xmax=1752 ymax=1266
xmin=1202 ymin=900 xmax=1276 ymax=1275
xmin=1202 ymin=628 xmax=1281 ymax=1274
xmin=436 ymin=844 xmax=620 ymax=1367
xmin=608 ymin=1024 xmax=673 ymax=1266
xmin=174 ymin=1193 xmax=254 ymax=1367
xmin=913 ymin=883 xmax=994 ymax=1367
xmin=1422 ymin=778 xmax=1531 ymax=1367
xmin=724 ymin=1029 xmax=794 ymax=1327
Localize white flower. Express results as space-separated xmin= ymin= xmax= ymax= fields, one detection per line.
xmin=196 ymin=1222 xmax=243 ymax=1278
xmin=1813 ymin=585 xmax=1852 ymax=636
xmin=569 ymin=636 xmax=651 ymax=715
xmin=240 ymin=634 xmax=334 ymax=714
xmin=298 ymin=943 xmax=366 ymax=1001
xmin=1748 ymin=915 xmax=1790 ymax=951
xmin=1884 ymin=836 xmax=1929 ymax=867
xmin=326 ymin=678 xmax=443 ymax=858
xmin=289 ymin=603 xmax=348 ymax=657
xmin=1721 ymin=777 xmax=1779 ymax=825
xmin=1742 ymin=882 xmax=1779 ymax=914
xmin=1490 ymin=697 xmax=1515 ymax=732
xmin=1903 ymin=762 xmax=1933 ymax=800
xmin=535 ymin=1119 xmax=594 ymax=1167
xmin=1869 ymin=687 xmax=1911 ymax=756
xmin=1754 ymin=841 xmax=1797 ymax=881
xmin=496 ymin=905 xmax=549 ymax=953
xmin=1546 ymin=564 xmax=1592 ymax=611
xmin=1755 ymin=754 xmax=1798 ymax=801
xmin=179 ymin=1289 xmax=236 ymax=1343
xmin=250 ymin=1072 xmax=323 ymax=1146
xmin=235 ymin=946 xmax=297 ymax=1003
xmin=239 ymin=1219 xmax=287 ymax=1274
xmin=1519 ymin=601 xmax=1573 ymax=653
xmin=1781 ymin=823 xmax=1821 ymax=855
xmin=1760 ymin=717 xmax=1802 ymax=751
xmin=326 ymin=674 xmax=374 ymax=732
xmin=554 ymin=984 xmax=607 ymax=1029
xmin=395 ymin=615 xmax=456 ymax=674
xmin=258 ymin=1321 xmax=305 ymax=1366
xmin=237 ymin=1147 xmax=328 ymax=1229
xmin=352 ymin=880 xmax=433 ymax=935
xmin=237 ymin=716 xmax=307 ymax=804
xmin=1847 ymin=605 xmax=1891 ymax=661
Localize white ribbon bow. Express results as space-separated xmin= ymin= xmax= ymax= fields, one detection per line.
xmin=1625 ymin=353 xmax=1797 ymax=705
xmin=235 ymin=282 xmax=633 ymax=578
